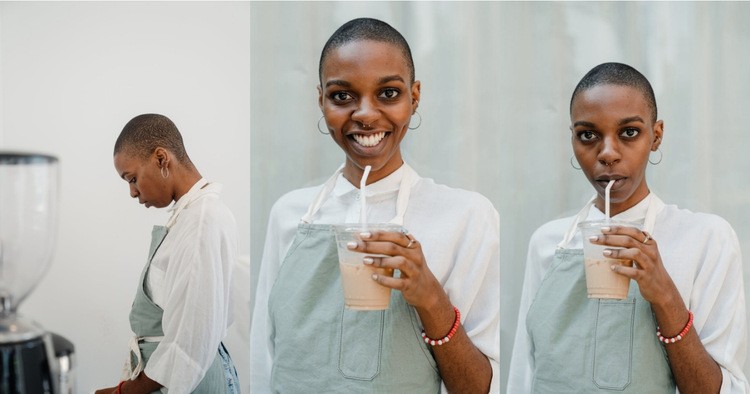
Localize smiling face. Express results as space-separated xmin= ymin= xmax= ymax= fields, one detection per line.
xmin=318 ymin=39 xmax=420 ymax=185
xmin=570 ymin=84 xmax=663 ymax=216
xmin=113 ymin=149 xmax=174 ymax=209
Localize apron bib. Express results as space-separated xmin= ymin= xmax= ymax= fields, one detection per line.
xmin=125 ymin=181 xmax=239 ymax=393
xmin=526 ymin=196 xmax=675 ymax=393
xmin=267 ymin=166 xmax=441 ymax=393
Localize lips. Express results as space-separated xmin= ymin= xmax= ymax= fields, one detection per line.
xmin=351 ymin=131 xmax=387 ymax=147
xmin=595 ymin=175 xmax=627 ymax=190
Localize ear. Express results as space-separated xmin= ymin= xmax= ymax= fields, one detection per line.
xmin=154 ymin=147 xmax=170 ymax=167
xmin=317 ymin=85 xmax=324 ymax=111
xmin=652 ymin=120 xmax=664 ymax=151
xmin=411 ymin=80 xmax=421 ymax=114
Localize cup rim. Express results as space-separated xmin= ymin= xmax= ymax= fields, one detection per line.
xmin=577 ymin=218 xmax=642 ymax=230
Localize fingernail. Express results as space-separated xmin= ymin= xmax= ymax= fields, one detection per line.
xmin=588 ymin=236 xmax=599 ymax=242
xmin=347 ymin=241 xmax=357 ymax=249
xmin=610 ymin=265 xmax=617 ymax=271
xmin=603 ymin=249 xmax=613 ymax=257
xmin=371 ymin=274 xmax=378 ymax=280
xmin=601 ymin=226 xmax=611 ymax=232
xmin=363 ymin=257 xmax=374 ymax=265
xmin=359 ymin=232 xmax=372 ymax=239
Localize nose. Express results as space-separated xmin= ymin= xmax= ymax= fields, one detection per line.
xmin=598 ymin=135 xmax=622 ymax=166
xmin=129 ymin=183 xmax=139 ymax=198
xmin=350 ymin=97 xmax=379 ymax=127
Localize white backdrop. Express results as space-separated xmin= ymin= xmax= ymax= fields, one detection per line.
xmin=249 ymin=2 xmax=750 ymax=393
xmin=0 ymin=2 xmax=251 ymax=392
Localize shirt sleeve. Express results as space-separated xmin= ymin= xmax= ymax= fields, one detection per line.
xmin=144 ymin=200 xmax=237 ymax=392
xmin=431 ymin=194 xmax=500 ymax=393
xmin=690 ymin=218 xmax=749 ymax=393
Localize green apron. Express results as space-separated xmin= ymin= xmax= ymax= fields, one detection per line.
xmin=526 ymin=197 xmax=675 ymax=393
xmin=126 ymin=223 xmax=239 ymax=393
xmin=267 ymin=166 xmax=441 ymax=393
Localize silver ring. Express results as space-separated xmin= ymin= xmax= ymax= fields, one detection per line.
xmin=642 ymin=231 xmax=652 ymax=244
xmin=405 ymin=234 xmax=416 ymax=249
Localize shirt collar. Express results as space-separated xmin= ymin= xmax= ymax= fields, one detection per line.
xmin=587 ymin=192 xmax=653 ymax=223
xmin=332 ymin=163 xmax=409 ymax=199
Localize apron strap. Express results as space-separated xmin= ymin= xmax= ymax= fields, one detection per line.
xmin=300 ymin=164 xmax=417 ymax=227
xmin=557 ymin=196 xmax=597 ymax=249
xmin=301 ymin=165 xmax=345 ymax=224
xmin=123 ymin=335 xmax=164 ymax=381
xmin=557 ymin=193 xmax=663 ymax=250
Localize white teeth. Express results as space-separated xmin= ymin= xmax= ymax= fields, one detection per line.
xmin=353 ymin=132 xmax=385 ymax=147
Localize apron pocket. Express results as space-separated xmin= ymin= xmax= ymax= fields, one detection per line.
xmin=593 ymin=298 xmax=636 ymax=390
xmin=338 ymin=307 xmax=384 ymax=380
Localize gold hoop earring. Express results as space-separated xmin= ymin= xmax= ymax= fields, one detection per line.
xmin=570 ymin=155 xmax=581 ymax=170
xmin=161 ymin=166 xmax=169 ymax=178
xmin=317 ymin=115 xmax=329 ymax=135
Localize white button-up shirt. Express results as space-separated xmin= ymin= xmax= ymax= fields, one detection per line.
xmin=144 ymin=179 xmax=238 ymax=392
xmin=250 ymin=164 xmax=500 ymax=393
xmin=508 ymin=193 xmax=749 ymax=393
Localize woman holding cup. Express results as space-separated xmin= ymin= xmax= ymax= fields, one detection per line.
xmin=250 ymin=18 xmax=499 ymax=393
xmin=508 ymin=63 xmax=748 ymax=392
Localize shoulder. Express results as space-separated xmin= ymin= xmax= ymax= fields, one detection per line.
xmin=184 ymin=191 xmax=236 ymax=228
xmin=529 ymin=216 xmax=574 ymax=248
xmin=271 ymin=186 xmax=320 ymax=213
xmin=412 ymin=177 xmax=498 ymax=218
xmin=658 ymin=203 xmax=737 ymax=240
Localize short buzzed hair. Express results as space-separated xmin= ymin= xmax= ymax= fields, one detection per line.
xmin=319 ymin=17 xmax=415 ymax=84
xmin=114 ymin=114 xmax=190 ymax=163
xmin=570 ymin=62 xmax=658 ymax=123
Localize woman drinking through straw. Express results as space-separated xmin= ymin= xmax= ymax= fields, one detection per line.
xmin=508 ymin=63 xmax=748 ymax=393
xmin=249 ymin=18 xmax=500 ymax=393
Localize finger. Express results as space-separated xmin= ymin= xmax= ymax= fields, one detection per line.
xmin=353 ymin=240 xmax=404 ymax=256
xmin=364 ymin=255 xmax=413 ymax=272
xmin=361 ymin=229 xmax=418 ymax=250
xmin=589 ymin=233 xmax=641 ymax=249
xmin=372 ymin=272 xmax=407 ymax=290
xmin=610 ymin=262 xmax=639 ymax=279
xmin=601 ymin=225 xmax=656 ymax=245
xmin=602 ymin=248 xmax=652 ymax=269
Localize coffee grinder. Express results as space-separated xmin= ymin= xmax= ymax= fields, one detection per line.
xmin=0 ymin=152 xmax=75 ymax=393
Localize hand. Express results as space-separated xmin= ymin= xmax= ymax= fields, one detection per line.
xmin=350 ymin=230 xmax=447 ymax=309
xmin=592 ymin=225 xmax=681 ymax=307
xmin=94 ymin=387 xmax=117 ymax=394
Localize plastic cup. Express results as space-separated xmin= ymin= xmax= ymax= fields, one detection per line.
xmin=333 ymin=223 xmax=403 ymax=310
xmin=578 ymin=219 xmax=641 ymax=299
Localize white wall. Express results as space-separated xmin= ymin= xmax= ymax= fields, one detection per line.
xmin=0 ymin=2 xmax=250 ymax=392
xmin=249 ymin=2 xmax=750 ymax=393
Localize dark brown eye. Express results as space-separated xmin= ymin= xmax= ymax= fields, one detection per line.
xmin=379 ymin=88 xmax=400 ymax=99
xmin=620 ymin=128 xmax=639 ymax=138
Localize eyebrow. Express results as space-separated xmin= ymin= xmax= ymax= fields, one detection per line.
xmin=618 ymin=116 xmax=645 ymax=125
xmin=573 ymin=116 xmax=646 ymax=128
xmin=324 ymin=75 xmax=405 ymax=88
xmin=325 ymin=80 xmax=351 ymax=88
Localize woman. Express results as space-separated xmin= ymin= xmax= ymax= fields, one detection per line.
xmin=249 ymin=18 xmax=500 ymax=393
xmin=508 ymin=63 xmax=748 ymax=392
xmin=96 ymin=114 xmax=239 ymax=393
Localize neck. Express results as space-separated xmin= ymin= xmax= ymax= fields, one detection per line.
xmin=172 ymin=167 xmax=203 ymax=202
xmin=342 ymin=159 xmax=404 ymax=188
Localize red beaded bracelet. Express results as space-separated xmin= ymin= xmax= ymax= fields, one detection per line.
xmin=657 ymin=310 xmax=694 ymax=344
xmin=117 ymin=380 xmax=126 ymax=394
xmin=421 ymin=306 xmax=461 ymax=346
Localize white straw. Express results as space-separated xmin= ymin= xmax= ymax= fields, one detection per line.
xmin=605 ymin=180 xmax=615 ymax=220
xmin=360 ymin=165 xmax=372 ymax=227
